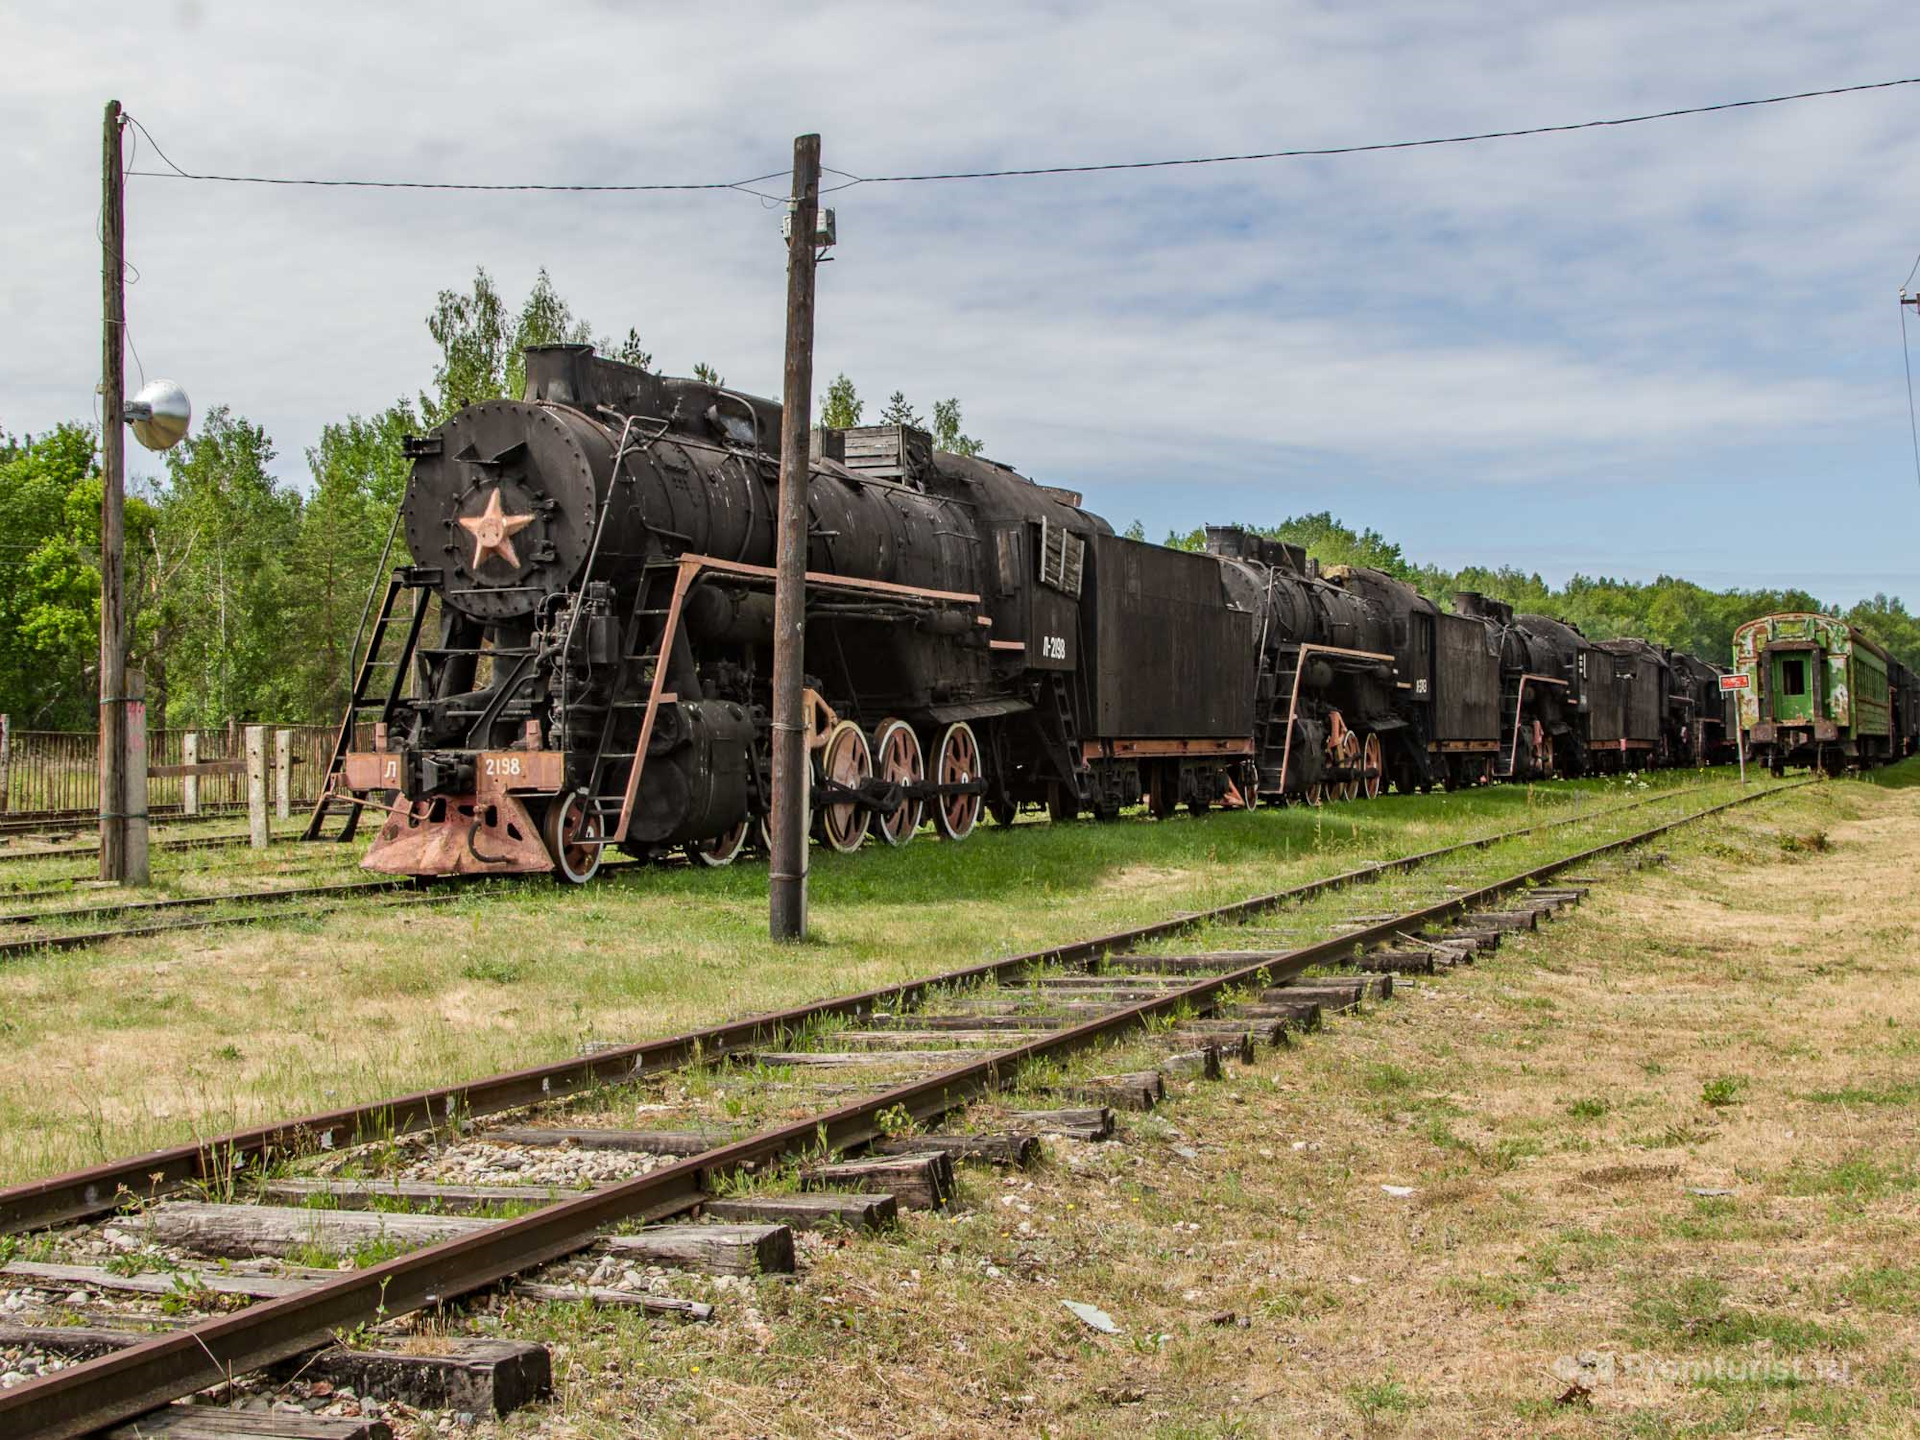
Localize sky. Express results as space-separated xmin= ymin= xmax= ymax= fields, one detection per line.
xmin=4 ymin=0 xmax=1919 ymax=604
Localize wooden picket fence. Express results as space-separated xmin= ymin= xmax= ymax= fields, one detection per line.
xmin=0 ymin=718 xmax=345 ymax=818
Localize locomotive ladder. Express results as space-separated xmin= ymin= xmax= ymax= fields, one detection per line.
xmin=1253 ymin=649 xmax=1300 ymax=795
xmin=1494 ymin=673 xmax=1524 ymax=780
xmin=1044 ymin=670 xmax=1090 ymax=802
xmin=1494 ymin=673 xmax=1568 ymax=780
xmin=302 ymin=573 xmax=431 ymax=842
xmin=578 ymin=560 xmax=689 ymax=841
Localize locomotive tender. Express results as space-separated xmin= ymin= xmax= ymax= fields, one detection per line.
xmin=314 ymin=343 xmax=1823 ymax=884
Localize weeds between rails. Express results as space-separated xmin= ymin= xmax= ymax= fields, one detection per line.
xmin=0 ymin=783 xmax=1797 ymax=1438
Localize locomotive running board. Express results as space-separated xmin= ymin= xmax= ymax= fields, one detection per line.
xmin=603 ymin=554 xmax=991 ymax=846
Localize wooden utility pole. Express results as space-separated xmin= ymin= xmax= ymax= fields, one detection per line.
xmin=99 ymin=98 xmax=145 ymax=883
xmin=769 ymin=133 xmax=822 ymax=941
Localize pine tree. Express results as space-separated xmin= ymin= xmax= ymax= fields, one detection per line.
xmin=879 ymin=391 xmax=921 ymax=428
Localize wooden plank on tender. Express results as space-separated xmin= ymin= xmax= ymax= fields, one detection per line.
xmin=2 ymin=1258 xmax=312 ymax=1300
xmin=604 ymin=1223 xmax=794 ymax=1276
xmin=106 ymin=1407 xmax=392 ymax=1439
xmin=872 ymin=1132 xmax=1039 ymax=1167
xmin=140 ymin=1202 xmax=491 ymax=1259
xmin=510 ymin=1282 xmax=713 ymax=1321
xmin=804 ymin=1151 xmax=954 ymax=1210
xmin=1008 ymin=1106 xmax=1114 ymax=1140
xmin=703 ymin=1190 xmax=895 ymax=1231
xmin=281 ymin=1338 xmax=550 ymax=1417
xmin=260 ymin=1177 xmax=581 ymax=1213
xmin=481 ymin=1126 xmax=727 ymax=1155
xmin=1067 ymin=1071 xmax=1163 ymax=1111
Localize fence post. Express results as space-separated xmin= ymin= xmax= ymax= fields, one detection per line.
xmin=246 ymin=725 xmax=268 ymax=850
xmin=275 ymin=729 xmax=291 ymax=820
xmin=182 ymin=731 xmax=199 ymax=816
xmin=0 ymin=714 xmax=10 ymax=816
xmin=126 ymin=670 xmax=150 ymax=884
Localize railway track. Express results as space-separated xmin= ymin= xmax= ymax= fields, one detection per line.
xmin=0 ymin=880 xmax=462 ymax=963
xmin=0 ymin=805 xmax=251 ymax=840
xmin=0 ymin=827 xmax=316 ymax=866
xmin=0 ymin=779 xmax=1795 ymax=1438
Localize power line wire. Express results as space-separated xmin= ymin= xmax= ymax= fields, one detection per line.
xmin=1902 ymin=301 xmax=1920 ymax=496
xmin=125 ymin=113 xmax=785 ymax=194
xmin=120 ymin=76 xmax=1920 ymax=195
xmin=854 ymin=76 xmax=1920 ymax=183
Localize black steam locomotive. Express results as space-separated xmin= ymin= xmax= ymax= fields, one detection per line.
xmin=318 ymin=343 xmax=1742 ymax=882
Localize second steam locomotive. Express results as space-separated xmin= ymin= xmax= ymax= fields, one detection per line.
xmin=316 ymin=343 xmax=1909 ymax=882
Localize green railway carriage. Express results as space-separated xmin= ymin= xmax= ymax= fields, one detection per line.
xmin=1732 ymin=612 xmax=1899 ymax=774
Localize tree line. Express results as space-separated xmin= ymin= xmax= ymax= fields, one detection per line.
xmin=3 ymin=266 xmax=1909 ymax=732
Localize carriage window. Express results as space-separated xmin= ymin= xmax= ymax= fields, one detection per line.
xmin=1781 ymin=659 xmax=1807 ymax=696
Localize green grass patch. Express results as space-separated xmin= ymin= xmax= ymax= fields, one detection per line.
xmin=1699 ymin=1075 xmax=1745 ymax=1108
xmin=1782 ymin=1152 xmax=1918 ymax=1202
xmin=1631 ymin=1274 xmax=1863 ymax=1353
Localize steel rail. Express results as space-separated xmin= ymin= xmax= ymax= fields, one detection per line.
xmin=0 ymin=878 xmax=420 ymax=930
xmin=0 ymin=828 xmax=308 ymax=866
xmin=0 ymin=890 xmax=465 ymax=965
xmin=0 ymin=780 xmax=1722 ymax=1235
xmin=0 ymin=803 xmax=249 ymax=837
xmin=0 ymin=780 xmax=1796 ymax=1438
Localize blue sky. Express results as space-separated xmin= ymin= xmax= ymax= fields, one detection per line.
xmin=4 ymin=1 xmax=1918 ymax=603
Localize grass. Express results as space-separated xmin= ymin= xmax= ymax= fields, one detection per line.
xmin=425 ymin=770 xmax=1920 ymax=1439
xmin=0 ymin=769 xmax=1740 ymax=1182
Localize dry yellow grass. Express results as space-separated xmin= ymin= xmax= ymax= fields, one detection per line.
xmin=490 ymin=776 xmax=1920 ymax=1438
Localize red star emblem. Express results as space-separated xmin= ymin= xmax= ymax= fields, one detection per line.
xmin=457 ymin=488 xmax=534 ymax=570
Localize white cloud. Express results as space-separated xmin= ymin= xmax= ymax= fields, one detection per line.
xmin=2 ymin=0 xmax=1917 ymax=598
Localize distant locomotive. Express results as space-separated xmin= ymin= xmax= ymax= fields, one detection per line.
xmin=310 ymin=343 xmax=1865 ymax=883
xmin=1732 ymin=613 xmax=1919 ymax=774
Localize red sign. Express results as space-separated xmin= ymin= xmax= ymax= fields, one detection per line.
xmin=1718 ymin=673 xmax=1751 ymax=692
